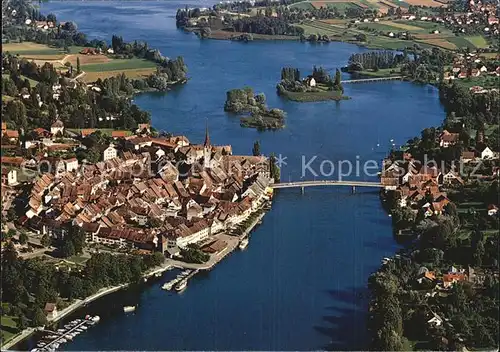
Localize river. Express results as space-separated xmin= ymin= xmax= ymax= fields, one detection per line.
xmin=30 ymin=1 xmax=445 ymax=350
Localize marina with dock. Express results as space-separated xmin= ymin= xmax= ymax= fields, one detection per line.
xmin=32 ymin=316 xmax=100 ymax=352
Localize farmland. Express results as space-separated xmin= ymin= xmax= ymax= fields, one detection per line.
xmin=465 ymin=35 xmax=489 ymax=48
xmin=2 ymin=42 xmax=160 ymax=83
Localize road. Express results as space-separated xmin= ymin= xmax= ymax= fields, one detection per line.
xmin=271 ymin=180 xmax=383 ymax=189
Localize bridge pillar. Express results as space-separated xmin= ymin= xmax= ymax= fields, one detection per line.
xmin=301 ymin=186 xmax=304 ymax=194
xmin=352 ymin=186 xmax=356 ymax=194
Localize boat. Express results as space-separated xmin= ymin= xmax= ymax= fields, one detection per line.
xmin=65 ymin=335 xmax=73 ymax=340
xmin=80 ymin=325 xmax=88 ymax=330
xmin=91 ymin=315 xmax=101 ymax=322
xmin=123 ymin=305 xmax=137 ymax=313
xmin=175 ymin=280 xmax=187 ymax=292
xmin=239 ymin=238 xmax=249 ymax=250
xmin=162 ymin=282 xmax=174 ymax=290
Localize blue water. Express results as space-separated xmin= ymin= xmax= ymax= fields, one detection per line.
xmin=33 ymin=1 xmax=446 ymax=350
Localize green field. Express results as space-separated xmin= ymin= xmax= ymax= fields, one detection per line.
xmin=353 ymin=68 xmax=401 ymax=77
xmin=289 ymin=1 xmax=315 ymax=10
xmin=455 ymin=75 xmax=500 ymax=89
xmin=1 ymin=315 xmax=19 ymax=344
xmin=81 ymin=58 xmax=157 ymax=72
xmin=465 ymin=35 xmax=489 ymax=48
xmin=324 ymin=2 xmax=362 ymax=11
xmin=447 ymin=36 xmax=477 ymax=49
xmin=280 ymin=88 xmax=348 ymax=102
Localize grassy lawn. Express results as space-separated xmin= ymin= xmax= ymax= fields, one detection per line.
xmin=447 ymin=36 xmax=476 ymax=49
xmin=354 ymin=68 xmax=401 ymax=77
xmin=20 ymin=75 xmax=39 ymax=88
xmin=1 ymin=315 xmax=19 ymax=344
xmin=289 ymin=1 xmax=315 ymax=10
xmin=464 ymin=35 xmax=489 ymax=48
xmin=280 ymin=88 xmax=347 ymax=102
xmin=2 ymin=42 xmax=64 ymax=55
xmin=2 ymin=95 xmax=16 ymax=103
xmin=81 ymin=58 xmax=156 ymax=72
xmin=455 ymin=75 xmax=500 ymax=89
xmin=66 ymin=255 xmax=89 ymax=265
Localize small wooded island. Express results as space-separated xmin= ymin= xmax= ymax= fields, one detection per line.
xmin=224 ymin=87 xmax=286 ymax=130
xmin=276 ymin=66 xmax=348 ymax=102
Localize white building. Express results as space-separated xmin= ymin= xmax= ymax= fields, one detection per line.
xmin=480 ymin=146 xmax=494 ymax=160
xmin=103 ymin=144 xmax=118 ymax=161
xmin=50 ymin=120 xmax=64 ymax=136
xmin=1 ymin=168 xmax=18 ymax=186
xmin=64 ymin=158 xmax=79 ymax=172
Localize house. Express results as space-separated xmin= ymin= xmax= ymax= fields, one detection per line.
xmin=107 ymin=48 xmax=114 ymax=54
xmin=479 ymin=65 xmax=488 ymax=73
xmin=3 ymin=129 xmax=19 ymax=143
xmin=103 ymin=144 xmax=118 ymax=161
xmin=388 ymin=32 xmax=395 ymax=37
xmin=439 ymin=130 xmax=459 ymax=148
xmin=137 ymin=123 xmax=151 ymax=134
xmin=471 ymin=68 xmax=480 ymax=77
xmin=81 ymin=129 xmax=96 ymax=138
xmin=487 ymin=204 xmax=498 ymax=217
xmin=64 ymin=158 xmax=79 ymax=172
xmin=1 ymin=168 xmax=17 ymax=186
xmin=442 ymin=273 xmax=467 ymax=288
xmin=306 ymin=77 xmax=316 ymax=87
xmin=478 ymin=145 xmax=494 ymax=159
xmin=442 ymin=170 xmax=464 ymax=185
xmin=44 ymin=303 xmax=58 ymax=320
xmin=80 ymin=47 xmax=99 ymax=55
xmin=460 ymin=151 xmax=475 ymax=163
xmin=50 ymin=120 xmax=64 ymax=136
xmin=111 ymin=130 xmax=128 ymax=139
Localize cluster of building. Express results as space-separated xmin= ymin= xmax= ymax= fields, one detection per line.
xmin=381 ymin=154 xmax=453 ymax=217
xmin=444 ymin=52 xmax=500 ymax=82
xmin=380 ymin=127 xmax=498 ymax=218
xmin=4 ymin=124 xmax=273 ymax=258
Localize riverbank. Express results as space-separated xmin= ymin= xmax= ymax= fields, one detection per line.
xmin=3 ymin=262 xmax=173 ymax=350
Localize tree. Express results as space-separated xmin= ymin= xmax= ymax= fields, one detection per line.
xmin=76 ymin=57 xmax=81 ymax=74
xmin=32 ymin=308 xmax=48 ymax=327
xmin=17 ymin=314 xmax=28 ymax=330
xmin=252 ymin=140 xmax=261 ymax=156
xmin=19 ymin=232 xmax=28 ymax=245
xmin=61 ymin=238 xmax=76 ymax=258
xmin=41 ymin=234 xmax=51 ymax=247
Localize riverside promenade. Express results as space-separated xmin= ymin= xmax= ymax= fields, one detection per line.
xmin=3 ymin=262 xmax=174 ymax=350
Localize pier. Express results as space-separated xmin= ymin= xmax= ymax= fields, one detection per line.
xmin=341 ymin=76 xmax=403 ymax=84
xmin=39 ymin=319 xmax=93 ymax=351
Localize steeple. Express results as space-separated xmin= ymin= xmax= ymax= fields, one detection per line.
xmin=204 ymin=119 xmax=211 ymax=148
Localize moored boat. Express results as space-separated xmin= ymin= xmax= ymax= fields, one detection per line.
xmin=123 ymin=305 xmax=137 ymax=313
xmin=175 ymin=280 xmax=187 ymax=292
xmin=239 ymin=238 xmax=249 ymax=250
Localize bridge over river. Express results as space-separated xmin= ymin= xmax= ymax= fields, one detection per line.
xmin=271 ymin=180 xmax=383 ymax=193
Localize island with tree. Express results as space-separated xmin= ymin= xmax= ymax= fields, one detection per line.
xmin=276 ymin=66 xmax=347 ymax=102
xmin=224 ymin=87 xmax=286 ymax=130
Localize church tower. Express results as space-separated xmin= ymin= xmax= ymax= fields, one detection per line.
xmin=203 ymin=120 xmax=211 ymax=169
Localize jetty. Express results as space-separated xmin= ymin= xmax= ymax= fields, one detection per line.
xmin=341 ymin=76 xmax=403 ymax=84
xmin=39 ymin=318 xmax=96 ymax=351
xmin=162 ymin=269 xmax=199 ymax=290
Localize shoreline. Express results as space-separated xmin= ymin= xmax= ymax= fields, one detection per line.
xmin=2 ymin=262 xmax=173 ymax=350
